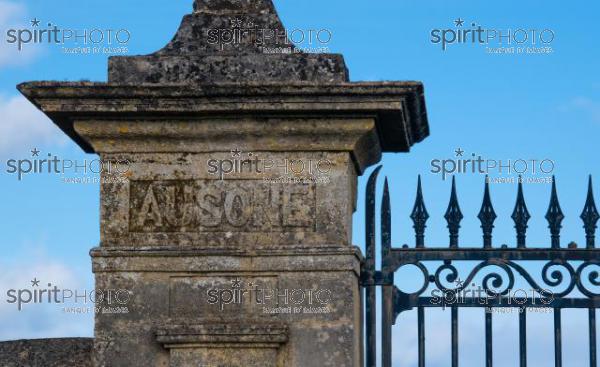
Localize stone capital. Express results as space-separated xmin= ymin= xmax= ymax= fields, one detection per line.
xmin=18 ymin=81 xmax=427 ymax=174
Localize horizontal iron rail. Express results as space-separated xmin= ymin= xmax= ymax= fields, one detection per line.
xmin=385 ymin=248 xmax=599 ymax=268
xmin=401 ymin=296 xmax=600 ymax=309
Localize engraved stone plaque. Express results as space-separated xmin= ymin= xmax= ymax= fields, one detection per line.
xmin=129 ymin=180 xmax=316 ymax=233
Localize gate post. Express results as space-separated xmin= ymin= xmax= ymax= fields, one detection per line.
xmin=18 ymin=1 xmax=428 ymax=366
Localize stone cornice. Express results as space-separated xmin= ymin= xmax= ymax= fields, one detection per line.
xmin=17 ymin=81 xmax=429 ymax=159
xmin=156 ymin=323 xmax=289 ymax=347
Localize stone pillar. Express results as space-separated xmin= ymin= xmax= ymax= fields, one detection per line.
xmin=18 ymin=1 xmax=428 ymax=366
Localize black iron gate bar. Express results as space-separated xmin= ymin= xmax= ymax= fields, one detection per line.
xmin=361 ymin=168 xmax=600 ymax=367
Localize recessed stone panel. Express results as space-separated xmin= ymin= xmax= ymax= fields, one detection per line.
xmin=169 ymin=275 xmax=279 ymax=318
xmin=129 ymin=180 xmax=316 ymax=233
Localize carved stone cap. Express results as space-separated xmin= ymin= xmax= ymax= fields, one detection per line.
xmin=156 ymin=323 xmax=289 ymax=347
xmin=109 ymin=0 xmax=348 ymax=84
xmin=193 ymin=0 xmax=276 ymax=14
xmin=17 ymin=81 xmax=428 ymax=151
xmin=17 ymin=81 xmax=429 ymax=173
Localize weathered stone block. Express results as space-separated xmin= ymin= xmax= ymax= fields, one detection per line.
xmin=0 ymin=338 xmax=93 ymax=367
xmin=157 ymin=323 xmax=288 ymax=367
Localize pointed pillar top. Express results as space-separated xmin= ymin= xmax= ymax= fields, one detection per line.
xmin=192 ymin=0 xmax=276 ymax=14
xmin=108 ymin=0 xmax=348 ymax=84
xmin=18 ymin=0 xmax=430 ymax=156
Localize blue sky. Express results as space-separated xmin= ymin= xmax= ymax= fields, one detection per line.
xmin=0 ymin=0 xmax=598 ymax=366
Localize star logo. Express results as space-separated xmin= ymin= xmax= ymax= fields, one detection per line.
xmin=31 ymin=148 xmax=40 ymax=157
xmin=454 ymin=18 xmax=465 ymax=27
xmin=31 ymin=278 xmax=40 ymax=287
xmin=230 ymin=17 xmax=243 ymax=28
xmin=455 ymin=147 xmax=465 ymax=157
xmin=231 ymin=148 xmax=242 ymax=157
xmin=454 ymin=278 xmax=464 ymax=288
xmin=231 ymin=277 xmax=242 ymax=288
xmin=31 ymin=18 xmax=40 ymax=27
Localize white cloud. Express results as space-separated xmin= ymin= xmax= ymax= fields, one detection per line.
xmin=0 ymin=244 xmax=94 ymax=340
xmin=0 ymin=3 xmax=60 ymax=158
xmin=0 ymin=1 xmax=22 ymax=31
xmin=570 ymin=96 xmax=600 ymax=123
xmin=0 ymin=1 xmax=41 ymax=68
xmin=0 ymin=94 xmax=67 ymax=158
xmin=559 ymin=97 xmax=600 ymax=123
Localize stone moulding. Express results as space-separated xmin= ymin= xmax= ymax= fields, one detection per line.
xmin=108 ymin=54 xmax=350 ymax=84
xmin=90 ymin=245 xmax=364 ymax=274
xmin=155 ymin=323 xmax=289 ymax=367
xmin=155 ymin=323 xmax=289 ymax=347
xmin=17 ymin=81 xmax=428 ymax=174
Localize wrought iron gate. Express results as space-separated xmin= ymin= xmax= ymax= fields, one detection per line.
xmin=361 ymin=167 xmax=600 ymax=367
